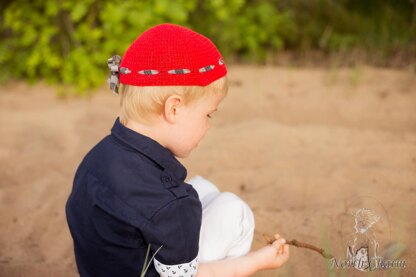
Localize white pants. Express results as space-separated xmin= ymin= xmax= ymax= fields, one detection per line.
xmin=187 ymin=176 xmax=255 ymax=262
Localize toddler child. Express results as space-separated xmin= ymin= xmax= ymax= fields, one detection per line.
xmin=66 ymin=23 xmax=289 ymax=277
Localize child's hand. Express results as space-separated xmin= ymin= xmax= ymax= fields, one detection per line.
xmin=253 ymin=233 xmax=290 ymax=270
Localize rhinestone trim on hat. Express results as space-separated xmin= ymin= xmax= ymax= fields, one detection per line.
xmin=168 ymin=69 xmax=191 ymax=75
xmin=199 ymin=65 xmax=215 ymax=73
xmin=120 ymin=62 xmax=223 ymax=76
xmin=138 ymin=70 xmax=159 ymax=75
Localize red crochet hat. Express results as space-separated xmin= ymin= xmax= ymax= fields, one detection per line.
xmin=107 ymin=23 xmax=227 ymax=93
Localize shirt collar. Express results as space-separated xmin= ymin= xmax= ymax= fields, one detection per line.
xmin=110 ymin=117 xmax=187 ymax=181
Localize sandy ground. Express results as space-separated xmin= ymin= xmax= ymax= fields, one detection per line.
xmin=0 ymin=65 xmax=415 ymax=277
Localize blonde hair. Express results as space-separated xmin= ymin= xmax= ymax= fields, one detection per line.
xmin=119 ymin=76 xmax=229 ymax=125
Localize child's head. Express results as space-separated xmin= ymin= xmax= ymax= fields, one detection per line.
xmin=118 ymin=75 xmax=228 ymax=126
xmin=108 ymin=23 xmax=228 ymax=158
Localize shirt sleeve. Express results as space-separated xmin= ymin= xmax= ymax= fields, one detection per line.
xmin=141 ymin=195 xmax=202 ymax=277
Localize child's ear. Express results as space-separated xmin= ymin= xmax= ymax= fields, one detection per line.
xmin=164 ymin=94 xmax=183 ymax=123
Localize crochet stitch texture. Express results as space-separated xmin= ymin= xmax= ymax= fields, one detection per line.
xmin=119 ymin=23 xmax=227 ymax=87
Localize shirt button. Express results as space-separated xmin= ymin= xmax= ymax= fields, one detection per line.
xmin=162 ymin=176 xmax=171 ymax=183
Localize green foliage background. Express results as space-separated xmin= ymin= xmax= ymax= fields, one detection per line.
xmin=0 ymin=0 xmax=415 ymax=93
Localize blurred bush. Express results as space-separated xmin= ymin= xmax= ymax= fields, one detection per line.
xmin=0 ymin=0 xmax=200 ymax=92
xmin=0 ymin=0 xmax=414 ymax=93
xmin=279 ymin=0 xmax=415 ymax=55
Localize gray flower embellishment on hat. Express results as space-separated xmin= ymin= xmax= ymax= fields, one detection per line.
xmin=107 ymin=55 xmax=122 ymax=95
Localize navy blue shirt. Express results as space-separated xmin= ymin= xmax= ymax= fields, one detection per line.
xmin=66 ymin=117 xmax=202 ymax=277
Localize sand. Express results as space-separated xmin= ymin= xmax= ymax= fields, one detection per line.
xmin=0 ymin=65 xmax=415 ymax=276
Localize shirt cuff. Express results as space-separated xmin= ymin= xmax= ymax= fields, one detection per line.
xmin=153 ymin=256 xmax=199 ymax=277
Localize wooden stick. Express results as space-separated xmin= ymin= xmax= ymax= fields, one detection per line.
xmin=262 ymin=233 xmax=333 ymax=259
